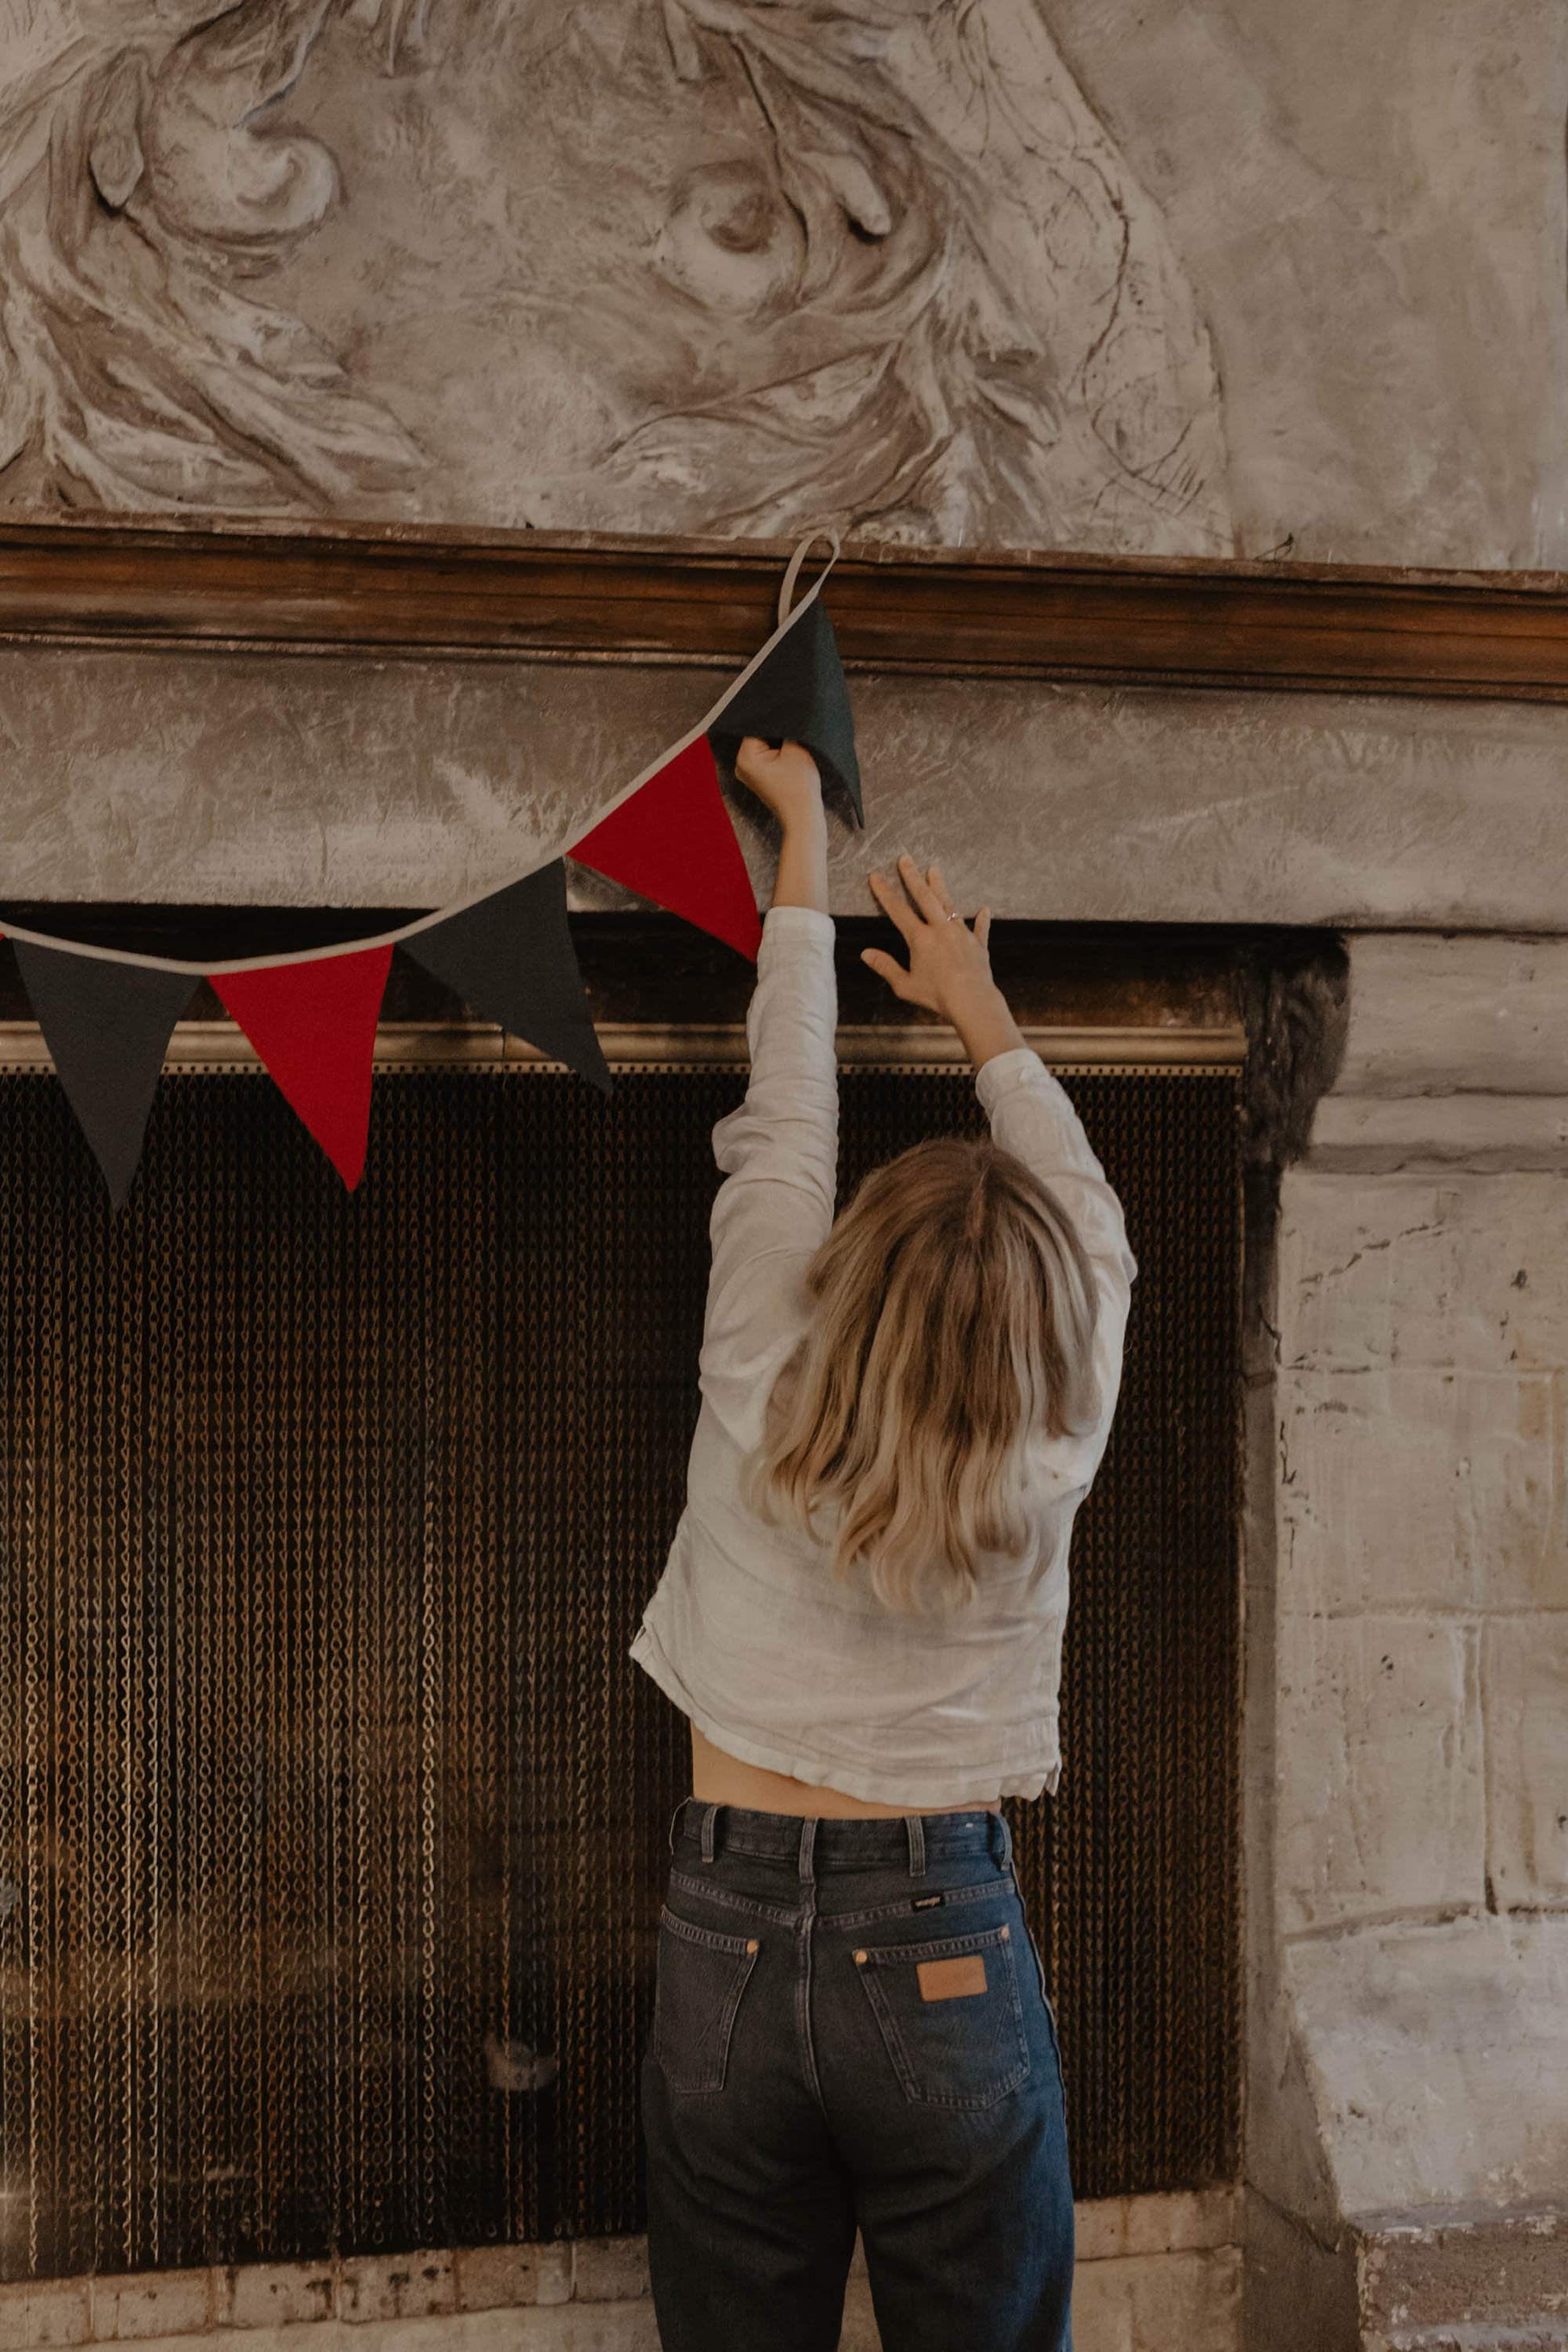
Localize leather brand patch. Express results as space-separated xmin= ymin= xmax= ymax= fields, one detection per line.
xmin=917 ymin=1954 xmax=988 ymax=2002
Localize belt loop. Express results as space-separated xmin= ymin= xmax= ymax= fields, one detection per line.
xmin=904 ymin=1813 xmax=927 ymax=1877
xmin=699 ymin=1802 xmax=720 ymax=1865
xmin=798 ymin=1815 xmax=818 ymax=1884
xmin=667 ymin=1798 xmax=688 ymax=1856
xmin=990 ymin=1808 xmax=1014 ymax=1869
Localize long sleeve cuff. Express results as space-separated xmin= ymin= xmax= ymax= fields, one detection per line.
xmin=973 ymin=1044 xmax=1052 ymax=1110
xmin=761 ymin=905 xmax=836 ymax=944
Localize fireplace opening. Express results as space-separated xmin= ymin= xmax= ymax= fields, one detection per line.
xmin=0 ymin=964 xmax=1242 ymax=2275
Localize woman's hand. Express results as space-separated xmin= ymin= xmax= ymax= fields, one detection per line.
xmin=734 ymin=737 xmax=823 ymax=827
xmin=736 ymin=737 xmax=828 ymax=915
xmin=862 ymin=855 xmax=1025 ymax=1069
xmin=862 ymin=856 xmax=993 ymax=1014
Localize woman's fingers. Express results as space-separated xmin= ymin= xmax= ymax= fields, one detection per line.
xmin=895 ymin=852 xmax=948 ymax=926
xmin=860 ymin=947 xmax=913 ymax=998
xmin=867 ymin=867 xmax=919 ymax=943
xmin=869 ymin=856 xmax=975 ymax=952
xmin=975 ymin=906 xmax=993 ymax=948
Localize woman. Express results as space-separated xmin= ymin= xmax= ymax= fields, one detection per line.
xmin=631 ymin=738 xmax=1137 ymax=2350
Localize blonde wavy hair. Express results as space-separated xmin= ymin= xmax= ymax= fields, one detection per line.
xmin=745 ymin=1135 xmax=1102 ymax=1616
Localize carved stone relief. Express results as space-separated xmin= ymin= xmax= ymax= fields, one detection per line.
xmin=0 ymin=0 xmax=1232 ymax=550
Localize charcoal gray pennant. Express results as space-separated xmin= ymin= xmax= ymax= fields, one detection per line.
xmin=400 ymin=861 xmax=612 ymax=1092
xmin=708 ymin=597 xmax=863 ymax=826
xmin=13 ymin=941 xmax=197 ymax=1209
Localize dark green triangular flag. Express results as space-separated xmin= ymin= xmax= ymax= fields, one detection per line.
xmin=708 ymin=597 xmax=863 ymax=826
xmin=13 ymin=941 xmax=197 ymax=1209
xmin=401 ymin=861 xmax=612 ymax=1093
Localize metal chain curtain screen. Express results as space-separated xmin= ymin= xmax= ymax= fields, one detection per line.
xmin=0 ymin=1061 xmax=1240 ymax=2279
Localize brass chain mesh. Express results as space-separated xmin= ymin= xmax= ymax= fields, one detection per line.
xmin=0 ymin=1060 xmax=1240 ymax=2274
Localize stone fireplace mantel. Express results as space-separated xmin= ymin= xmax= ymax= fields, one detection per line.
xmin=2 ymin=645 xmax=1568 ymax=935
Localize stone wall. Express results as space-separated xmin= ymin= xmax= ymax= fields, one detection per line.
xmin=1247 ymin=934 xmax=1568 ymax=2350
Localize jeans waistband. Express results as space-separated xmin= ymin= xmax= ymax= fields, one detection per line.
xmin=668 ymin=1796 xmax=1013 ymax=1877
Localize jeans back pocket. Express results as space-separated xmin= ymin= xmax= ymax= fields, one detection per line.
xmin=654 ymin=1906 xmax=761 ymax=2094
xmin=852 ymin=1921 xmax=1030 ymax=2109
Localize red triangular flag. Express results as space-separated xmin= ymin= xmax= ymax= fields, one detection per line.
xmin=569 ymin=736 xmax=762 ymax=961
xmin=213 ymin=945 xmax=392 ymax=1189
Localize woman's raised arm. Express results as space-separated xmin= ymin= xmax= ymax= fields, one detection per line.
xmin=695 ymin=743 xmax=839 ymax=1448
xmin=861 ymin=852 xmax=1138 ymax=1471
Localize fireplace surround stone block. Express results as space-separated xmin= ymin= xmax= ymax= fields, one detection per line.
xmin=226 ymin=2275 xmax=335 ymax=2335
xmin=87 ymin=2286 xmax=214 ymax=2347
xmin=1480 ymin=1616 xmax=1568 ymax=1908
xmin=1358 ymin=2202 xmax=1568 ymax=2347
xmin=449 ymin=2255 xmax=570 ymax=2317
xmin=1277 ymin=1172 xmax=1568 ymax=1378
xmin=0 ymin=2288 xmax=92 ymax=2352
xmin=1277 ymin=1364 xmax=1558 ymax=1616
xmin=1276 ymin=1615 xmax=1485 ymax=1935
xmin=336 ymin=2263 xmax=456 ymax=2329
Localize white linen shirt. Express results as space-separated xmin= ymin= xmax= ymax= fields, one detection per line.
xmin=628 ymin=903 xmax=1138 ymax=1808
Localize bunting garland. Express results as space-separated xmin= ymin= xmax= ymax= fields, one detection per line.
xmin=6 ymin=944 xmax=198 ymax=1212
xmin=0 ymin=537 xmax=859 ymax=1207
xmin=570 ymin=737 xmax=763 ymax=963
xmin=708 ymin=595 xmax=862 ymax=826
xmin=213 ymin=948 xmax=394 ymax=1193
xmin=400 ymin=862 xmax=612 ymax=1096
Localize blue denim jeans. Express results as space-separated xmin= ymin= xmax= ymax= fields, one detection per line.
xmin=641 ymin=1798 xmax=1074 ymax=2350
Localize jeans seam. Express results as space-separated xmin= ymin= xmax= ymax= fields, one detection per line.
xmin=702 ymin=1836 xmax=992 ymax=1862
xmin=796 ymin=1818 xmax=830 ymax=2120
xmin=1008 ymin=1868 xmax=1051 ymax=2007
xmin=823 ymin=1879 xmax=1006 ymax=1930
xmin=1009 ymin=1867 xmax=1067 ymax=2094
xmin=666 ymin=1868 xmax=800 ymax=1926
xmin=653 ymin=1935 xmax=761 ymax=2093
xmin=658 ymin=1903 xmax=757 ymax=1956
xmin=851 ymin=1923 xmax=1015 ymax=1967
xmin=667 ymin=1870 xmax=1006 ymax=1931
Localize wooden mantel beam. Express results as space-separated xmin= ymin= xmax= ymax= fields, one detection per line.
xmin=3 ymin=517 xmax=1568 ymax=702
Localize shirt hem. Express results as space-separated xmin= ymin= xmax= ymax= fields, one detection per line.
xmin=628 ymin=1619 xmax=1062 ymax=1810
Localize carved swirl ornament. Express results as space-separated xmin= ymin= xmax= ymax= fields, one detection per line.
xmin=0 ymin=0 xmax=1231 ymax=551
